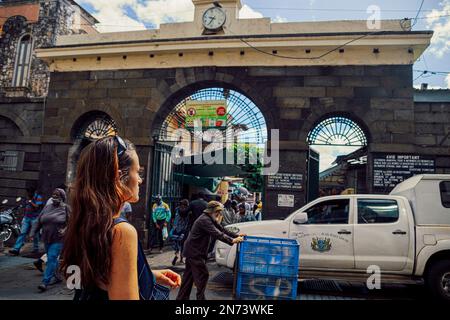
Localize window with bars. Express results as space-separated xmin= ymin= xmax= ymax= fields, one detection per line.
xmin=0 ymin=151 xmax=24 ymax=172
xmin=12 ymin=35 xmax=33 ymax=88
xmin=307 ymin=116 xmax=367 ymax=146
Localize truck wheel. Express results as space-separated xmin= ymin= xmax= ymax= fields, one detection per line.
xmin=426 ymin=260 xmax=450 ymax=301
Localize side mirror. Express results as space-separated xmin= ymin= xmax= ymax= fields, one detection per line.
xmin=16 ymin=197 xmax=22 ymax=202
xmin=293 ymin=212 xmax=308 ymax=225
xmin=2 ymin=199 xmax=8 ymax=205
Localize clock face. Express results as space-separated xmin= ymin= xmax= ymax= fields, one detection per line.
xmin=202 ymin=7 xmax=226 ymax=30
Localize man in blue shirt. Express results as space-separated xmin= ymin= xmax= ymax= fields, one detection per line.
xmin=9 ymin=187 xmax=43 ymax=255
xmin=120 ymin=202 xmax=132 ymax=221
xmin=152 ymin=195 xmax=171 ymax=253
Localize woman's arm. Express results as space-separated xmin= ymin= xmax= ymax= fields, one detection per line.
xmin=108 ymin=222 xmax=139 ymax=300
xmin=30 ymin=213 xmax=43 ymax=237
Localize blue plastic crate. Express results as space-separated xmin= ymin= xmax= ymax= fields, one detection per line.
xmin=236 ymin=272 xmax=298 ymax=300
xmin=237 ymin=236 xmax=300 ymax=278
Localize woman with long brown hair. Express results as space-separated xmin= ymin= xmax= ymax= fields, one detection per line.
xmin=61 ymin=136 xmax=181 ymax=300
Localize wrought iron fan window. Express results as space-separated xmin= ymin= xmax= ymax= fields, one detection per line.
xmin=76 ymin=114 xmax=118 ymax=140
xmin=307 ymin=117 xmax=367 ymax=146
xmin=158 ymin=88 xmax=267 ymax=146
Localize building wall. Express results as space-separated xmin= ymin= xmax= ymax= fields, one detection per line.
xmin=0 ymin=97 xmax=43 ymax=203
xmin=40 ymin=65 xmax=449 ymax=244
xmin=414 ymin=99 xmax=450 ymax=174
xmin=0 ymin=45 xmax=448 ymax=242
xmin=0 ymin=0 xmax=97 ymax=206
xmin=0 ymin=0 xmax=96 ymax=98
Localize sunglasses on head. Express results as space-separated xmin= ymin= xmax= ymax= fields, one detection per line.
xmin=114 ymin=135 xmax=127 ymax=158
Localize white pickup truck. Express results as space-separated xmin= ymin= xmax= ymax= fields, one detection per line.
xmin=215 ymin=174 xmax=450 ymax=300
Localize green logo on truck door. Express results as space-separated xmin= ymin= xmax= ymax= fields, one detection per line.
xmin=311 ymin=237 xmax=332 ymax=252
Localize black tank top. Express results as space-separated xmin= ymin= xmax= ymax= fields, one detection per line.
xmin=73 ymin=217 xmax=155 ymax=300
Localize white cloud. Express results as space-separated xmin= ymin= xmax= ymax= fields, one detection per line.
xmin=446 ymin=74 xmax=450 ymax=88
xmin=272 ymin=15 xmax=288 ymax=23
xmin=130 ymin=0 xmax=194 ymax=28
xmin=239 ymin=4 xmax=263 ymax=19
xmin=78 ymin=0 xmax=147 ymax=32
xmin=425 ymin=0 xmax=450 ymax=58
xmin=79 ymin=1 xmax=267 ymax=32
xmin=311 ymin=145 xmax=360 ymax=172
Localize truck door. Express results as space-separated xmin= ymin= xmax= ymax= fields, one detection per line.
xmin=354 ymin=198 xmax=410 ymax=271
xmin=289 ymin=197 xmax=355 ymax=269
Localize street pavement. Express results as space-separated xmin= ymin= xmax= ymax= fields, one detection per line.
xmin=0 ymin=243 xmax=428 ymax=300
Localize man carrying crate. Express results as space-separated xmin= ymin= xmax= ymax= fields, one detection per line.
xmin=176 ymin=201 xmax=244 ymax=300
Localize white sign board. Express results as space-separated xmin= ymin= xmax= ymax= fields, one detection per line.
xmin=278 ymin=194 xmax=294 ymax=207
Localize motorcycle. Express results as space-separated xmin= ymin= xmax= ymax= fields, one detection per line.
xmin=0 ymin=197 xmax=23 ymax=242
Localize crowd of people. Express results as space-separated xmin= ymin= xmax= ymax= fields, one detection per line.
xmin=7 ymin=186 xmax=69 ymax=292
xmin=149 ymin=192 xmax=263 ymax=265
xmin=3 ymin=135 xmax=263 ymax=300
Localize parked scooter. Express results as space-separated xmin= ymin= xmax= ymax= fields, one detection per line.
xmin=0 ymin=197 xmax=23 ymax=242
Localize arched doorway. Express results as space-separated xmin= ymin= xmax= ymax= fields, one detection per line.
xmin=0 ymin=116 xmax=24 ymax=173
xmin=66 ymin=111 xmax=118 ymax=186
xmin=307 ymin=115 xmax=369 ymax=201
xmin=150 ymin=86 xmax=268 ymax=209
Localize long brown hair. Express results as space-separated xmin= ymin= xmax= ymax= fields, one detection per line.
xmin=61 ymin=136 xmax=135 ymax=289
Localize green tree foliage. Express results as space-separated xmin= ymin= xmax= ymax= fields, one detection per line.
xmin=232 ymin=143 xmax=263 ymax=192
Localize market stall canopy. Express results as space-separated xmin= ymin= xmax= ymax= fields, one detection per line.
xmin=179 ymin=147 xmax=250 ymax=178
xmin=184 ymin=163 xmax=247 ymax=177
xmin=174 ymin=173 xmax=221 ymax=191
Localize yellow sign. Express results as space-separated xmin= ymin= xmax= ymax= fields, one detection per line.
xmin=215 ymin=180 xmax=229 ymax=204
xmin=185 ymin=100 xmax=227 ymax=129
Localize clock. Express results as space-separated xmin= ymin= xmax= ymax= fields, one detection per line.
xmin=202 ymin=6 xmax=226 ymax=31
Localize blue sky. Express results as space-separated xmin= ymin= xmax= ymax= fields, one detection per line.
xmin=77 ymin=0 xmax=450 ymax=89
xmin=76 ymin=0 xmax=450 ymax=171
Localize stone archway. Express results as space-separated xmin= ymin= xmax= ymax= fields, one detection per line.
xmin=305 ymin=113 xmax=371 ymax=199
xmin=149 ymin=69 xmax=278 ymax=137
xmin=149 ymin=82 xmax=271 ymax=194
xmin=0 ymin=115 xmax=24 ymax=137
xmin=65 ymin=111 xmax=119 ymax=186
xmin=0 ymin=110 xmax=30 ymax=137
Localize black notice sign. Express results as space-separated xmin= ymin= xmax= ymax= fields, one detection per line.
xmin=373 ymin=153 xmax=435 ymax=189
xmin=267 ymin=173 xmax=303 ymax=191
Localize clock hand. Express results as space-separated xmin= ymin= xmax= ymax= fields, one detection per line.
xmin=208 ymin=16 xmax=216 ymax=25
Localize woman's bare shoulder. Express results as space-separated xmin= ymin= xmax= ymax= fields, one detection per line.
xmin=112 ymin=222 xmax=137 ymax=243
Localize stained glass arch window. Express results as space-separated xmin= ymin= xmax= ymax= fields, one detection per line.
xmin=157 ymin=87 xmax=268 ymax=146
xmin=75 ymin=113 xmax=118 ymax=140
xmin=307 ymin=116 xmax=367 ymax=146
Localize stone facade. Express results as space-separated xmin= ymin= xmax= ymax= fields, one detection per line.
xmin=0 ymin=3 xmax=448 ymax=246
xmin=37 ymin=65 xmax=450 ymax=246
xmin=0 ymin=0 xmax=97 ymax=203
xmin=0 ymin=0 xmax=98 ymax=98
xmin=414 ymin=90 xmax=450 ymax=175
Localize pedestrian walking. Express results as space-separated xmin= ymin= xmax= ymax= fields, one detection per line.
xmin=32 ymin=184 xmax=67 ymax=273
xmin=187 ymin=192 xmax=208 ymax=230
xmin=239 ymin=195 xmax=253 ymax=216
xmin=221 ymin=199 xmax=238 ymax=226
xmin=152 ymin=195 xmax=171 ymax=253
xmin=231 ymin=200 xmax=238 ymax=216
xmin=30 ymin=188 xmax=68 ymax=292
xmin=60 ymin=136 xmax=181 ymax=300
xmin=120 ymin=201 xmax=132 ymax=220
xmin=9 ymin=187 xmax=44 ymax=255
xmin=176 ymin=201 xmax=244 ymax=300
xmin=254 ymin=201 xmax=263 ymax=221
xmin=170 ymin=199 xmax=189 ymax=265
xmin=237 ymin=203 xmax=256 ymax=223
